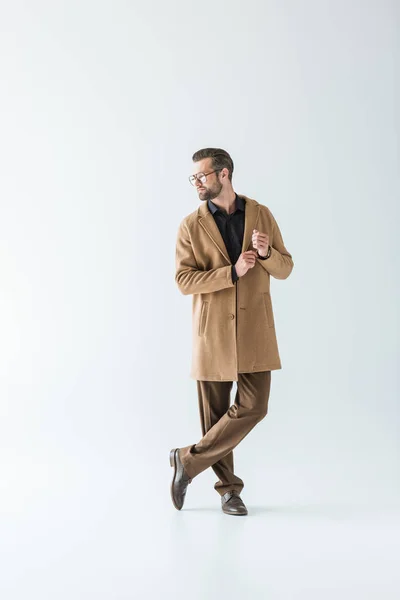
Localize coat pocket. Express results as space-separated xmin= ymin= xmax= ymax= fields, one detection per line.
xmin=263 ymin=292 xmax=274 ymax=328
xmin=198 ymin=301 xmax=209 ymax=336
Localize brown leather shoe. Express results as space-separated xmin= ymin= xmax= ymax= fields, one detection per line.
xmin=169 ymin=448 xmax=193 ymax=510
xmin=221 ymin=490 xmax=248 ymax=515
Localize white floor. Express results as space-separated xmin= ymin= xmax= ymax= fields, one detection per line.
xmin=1 ymin=465 xmax=399 ymax=600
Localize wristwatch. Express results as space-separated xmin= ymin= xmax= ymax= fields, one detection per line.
xmin=257 ymin=245 xmax=271 ymax=260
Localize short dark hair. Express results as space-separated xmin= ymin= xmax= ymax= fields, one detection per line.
xmin=192 ymin=147 xmax=234 ymax=182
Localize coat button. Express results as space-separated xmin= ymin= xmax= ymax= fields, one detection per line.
xmin=228 ymin=313 xmax=235 ymax=319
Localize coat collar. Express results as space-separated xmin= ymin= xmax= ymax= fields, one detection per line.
xmin=197 ymin=194 xmax=261 ymax=264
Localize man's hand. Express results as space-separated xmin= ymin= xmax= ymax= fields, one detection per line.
xmin=234 ymin=250 xmax=258 ymax=278
xmin=252 ymin=229 xmax=270 ymax=257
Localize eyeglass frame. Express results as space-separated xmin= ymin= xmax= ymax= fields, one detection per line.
xmin=188 ymin=169 xmax=221 ymax=186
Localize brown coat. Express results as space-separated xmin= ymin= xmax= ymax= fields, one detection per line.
xmin=175 ymin=195 xmax=294 ymax=381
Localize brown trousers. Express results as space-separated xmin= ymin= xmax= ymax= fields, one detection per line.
xmin=179 ymin=371 xmax=271 ymax=496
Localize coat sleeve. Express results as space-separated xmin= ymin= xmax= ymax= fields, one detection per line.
xmin=257 ymin=210 xmax=294 ymax=280
xmin=175 ymin=220 xmax=235 ymax=295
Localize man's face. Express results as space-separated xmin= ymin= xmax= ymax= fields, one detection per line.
xmin=191 ymin=158 xmax=223 ymax=202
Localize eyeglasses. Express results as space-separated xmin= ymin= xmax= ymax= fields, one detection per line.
xmin=188 ymin=170 xmax=220 ymax=186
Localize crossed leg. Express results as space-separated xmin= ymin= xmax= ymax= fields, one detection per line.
xmin=179 ymin=371 xmax=272 ymax=492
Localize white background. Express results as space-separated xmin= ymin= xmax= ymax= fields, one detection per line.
xmin=0 ymin=1 xmax=399 ymax=598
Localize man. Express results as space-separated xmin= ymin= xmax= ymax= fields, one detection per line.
xmin=170 ymin=147 xmax=294 ymax=515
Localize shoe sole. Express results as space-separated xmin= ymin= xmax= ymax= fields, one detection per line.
xmin=169 ymin=448 xmax=182 ymax=510
xmin=222 ymin=508 xmax=248 ymax=516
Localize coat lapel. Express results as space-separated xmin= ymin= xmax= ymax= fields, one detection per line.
xmin=197 ymin=195 xmax=261 ymax=263
xmin=241 ymin=197 xmax=261 ymax=254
